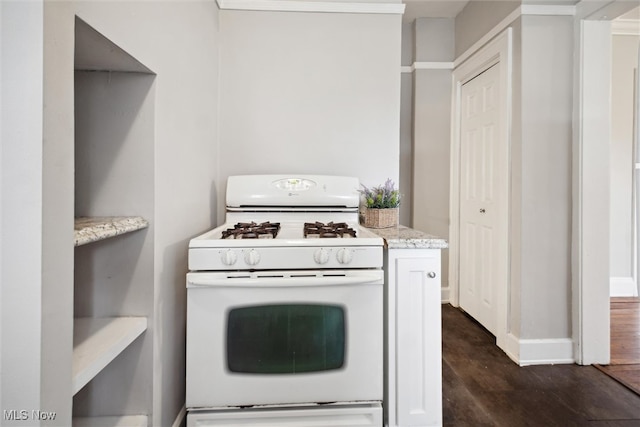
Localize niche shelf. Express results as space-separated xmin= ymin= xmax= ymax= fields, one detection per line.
xmin=72 ymin=16 xmax=156 ymax=425
xmin=72 ymin=317 xmax=147 ymax=395
xmin=73 ymin=415 xmax=148 ymax=427
xmin=74 ymin=216 xmax=149 ymax=247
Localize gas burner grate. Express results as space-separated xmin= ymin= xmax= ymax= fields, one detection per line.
xmin=221 ymin=221 xmax=281 ymax=239
xmin=303 ymin=222 xmax=357 ymax=238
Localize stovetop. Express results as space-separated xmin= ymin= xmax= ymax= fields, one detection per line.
xmin=188 ymin=175 xmax=384 ymax=271
xmin=303 ymin=222 xmax=357 ymax=238
xmin=188 ymin=219 xmax=383 ymax=271
xmin=218 ymin=221 xmax=361 ymax=240
xmin=190 ymin=220 xmax=382 ymax=248
xmin=221 ymin=222 xmax=282 ymax=239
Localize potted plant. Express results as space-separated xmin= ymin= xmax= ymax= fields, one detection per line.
xmin=359 ymin=179 xmax=401 ymax=228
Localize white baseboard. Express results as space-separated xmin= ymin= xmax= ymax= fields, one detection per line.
xmin=610 ymin=276 xmax=638 ymax=297
xmin=441 ymin=286 xmax=450 ymax=303
xmin=502 ymin=333 xmax=521 ymax=363
xmin=172 ymin=406 xmax=187 ymax=427
xmin=502 ymin=334 xmax=574 ymax=366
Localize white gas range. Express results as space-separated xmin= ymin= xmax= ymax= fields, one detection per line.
xmin=186 ymin=175 xmax=385 ymax=427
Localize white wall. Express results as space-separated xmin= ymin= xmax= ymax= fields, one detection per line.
xmin=399 ymin=22 xmax=414 ymax=227
xmin=452 ymin=2 xmax=575 ymax=354
xmin=517 ymin=15 xmax=574 ymax=340
xmin=610 ymin=33 xmax=639 ymax=294
xmin=37 ymin=1 xmax=220 ymax=425
xmin=410 ymin=18 xmax=454 ymax=298
xmin=218 ymin=9 xmax=402 ymax=218
xmin=1 ymin=1 xmax=45 ymax=424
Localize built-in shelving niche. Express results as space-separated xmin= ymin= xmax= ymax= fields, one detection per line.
xmin=73 ymin=16 xmax=156 ymax=426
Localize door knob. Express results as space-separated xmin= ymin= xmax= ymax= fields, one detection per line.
xmin=427 ymin=271 xmax=436 ymax=278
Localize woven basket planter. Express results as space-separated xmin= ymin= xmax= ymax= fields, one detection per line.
xmin=362 ymin=207 xmax=398 ymax=229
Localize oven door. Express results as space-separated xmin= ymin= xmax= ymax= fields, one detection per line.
xmin=186 ymin=269 xmax=383 ymax=409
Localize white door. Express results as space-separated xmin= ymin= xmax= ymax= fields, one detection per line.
xmin=459 ymin=63 xmax=501 ymax=335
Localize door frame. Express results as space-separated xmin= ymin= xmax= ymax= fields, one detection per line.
xmin=572 ymin=0 xmax=638 ymax=365
xmin=449 ymin=28 xmax=513 ymax=355
xmin=572 ymin=18 xmax=611 ymax=365
xmin=636 ymin=53 xmax=640 ymax=299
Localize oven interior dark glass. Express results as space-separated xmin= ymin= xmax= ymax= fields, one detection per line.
xmin=226 ymin=304 xmax=346 ymax=374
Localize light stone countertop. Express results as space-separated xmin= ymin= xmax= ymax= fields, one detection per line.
xmin=366 ymin=225 xmax=448 ymax=249
xmin=74 ymin=216 xmax=149 ymax=246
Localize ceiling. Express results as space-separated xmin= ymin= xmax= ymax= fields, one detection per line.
xmin=618 ymin=6 xmax=639 ymax=20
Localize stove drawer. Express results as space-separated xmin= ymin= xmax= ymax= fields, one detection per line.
xmin=187 ymin=403 xmax=382 ymax=427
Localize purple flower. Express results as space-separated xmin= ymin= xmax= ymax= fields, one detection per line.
xmin=358 ymin=179 xmax=401 ymax=208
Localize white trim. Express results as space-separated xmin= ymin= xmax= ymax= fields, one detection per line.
xmin=503 ymin=333 xmax=521 ymax=364
xmin=610 ymin=276 xmax=639 ymax=297
xmin=612 ymin=20 xmax=640 ymax=36
xmin=172 ymin=406 xmax=186 ymax=427
xmin=635 ymin=36 xmax=640 ymax=307
xmin=216 ymin=0 xmax=405 ymax=14
xmin=455 ymin=7 xmax=520 ymax=68
xmin=573 ymin=20 xmax=612 ymax=365
xmin=520 ymin=4 xmax=576 ymax=16
xmin=513 ymin=338 xmax=575 ymax=367
xmin=455 ymin=5 xmax=576 ymax=68
xmin=400 ymin=62 xmax=454 ymax=74
xmin=414 ymin=61 xmax=454 ymax=70
xmin=450 ymin=29 xmax=513 ymax=359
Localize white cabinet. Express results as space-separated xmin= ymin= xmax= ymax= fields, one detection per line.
xmin=385 ymin=248 xmax=442 ymax=427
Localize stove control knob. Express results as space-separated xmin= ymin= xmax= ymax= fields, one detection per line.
xmin=313 ymin=248 xmax=330 ymax=265
xmin=336 ymin=248 xmax=353 ymax=265
xmin=221 ymin=249 xmax=238 ymax=266
xmin=244 ymin=249 xmax=261 ymax=266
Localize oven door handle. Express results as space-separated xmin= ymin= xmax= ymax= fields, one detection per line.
xmin=187 ymin=274 xmax=383 ymax=288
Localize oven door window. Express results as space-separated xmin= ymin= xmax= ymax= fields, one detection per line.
xmin=226 ymin=304 xmax=345 ymax=374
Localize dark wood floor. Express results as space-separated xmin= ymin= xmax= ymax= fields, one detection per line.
xmin=610 ymin=297 xmax=640 ymax=365
xmin=596 ymin=297 xmax=640 ymax=395
xmin=442 ymin=304 xmax=640 ymax=426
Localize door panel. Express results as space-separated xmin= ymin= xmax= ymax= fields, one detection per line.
xmin=395 ymin=255 xmax=442 ymax=427
xmin=459 ymin=64 xmax=500 ymax=335
xmin=186 ymin=277 xmax=383 ymax=408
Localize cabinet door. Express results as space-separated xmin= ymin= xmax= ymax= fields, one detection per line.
xmin=396 ymin=256 xmax=442 ymax=427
